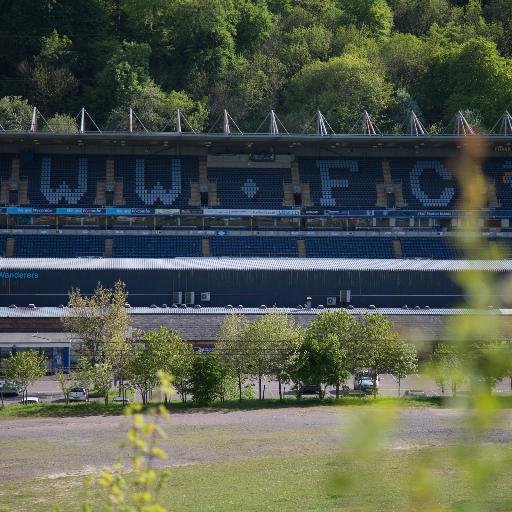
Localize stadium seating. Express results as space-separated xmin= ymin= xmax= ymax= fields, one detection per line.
xmin=111 ymin=236 xmax=202 ymax=258
xmin=13 ymin=235 xmax=105 ymax=258
xmin=208 ymin=167 xmax=291 ymax=209
xmin=305 ymin=237 xmax=395 ymax=258
xmin=399 ymin=237 xmax=462 ymax=259
xmin=210 ymin=236 xmax=298 ymax=257
xmin=4 ymin=232 xmax=511 ymax=259
xmin=299 ymin=158 xmax=379 ymax=208
xmin=2 ymin=153 xmax=512 ymax=211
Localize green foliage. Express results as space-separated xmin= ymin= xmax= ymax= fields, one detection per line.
xmin=56 ymin=370 xmax=76 ymax=404
xmin=128 ymin=327 xmax=191 ymax=404
xmin=0 ymin=96 xmax=33 ymax=130
xmin=2 ymin=350 xmax=47 ymax=403
xmin=106 ymin=82 xmax=208 ymax=132
xmin=284 ymin=53 xmax=393 ymax=132
xmin=341 ymin=0 xmax=394 ymax=39
xmin=190 ymin=352 xmax=231 ymax=405
xmin=422 ymin=37 xmax=512 ymax=125
xmin=294 ymin=333 xmax=348 ymax=399
xmin=61 ymin=281 xmax=131 ymax=366
xmin=350 ymin=313 xmax=417 ymax=397
xmin=1 ymin=1 xmax=512 ymax=130
xmin=45 ymin=113 xmax=78 ymax=132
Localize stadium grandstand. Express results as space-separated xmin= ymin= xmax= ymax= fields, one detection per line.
xmin=0 ymin=108 xmax=512 ymax=368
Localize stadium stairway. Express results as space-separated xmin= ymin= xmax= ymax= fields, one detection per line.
xmin=297 ymin=239 xmax=306 ymax=257
xmin=202 ymin=239 xmax=210 ymax=257
xmin=393 ymin=239 xmax=403 ymax=258
xmin=5 ymin=237 xmax=14 ymax=257
xmin=104 ymin=238 xmax=113 ymax=257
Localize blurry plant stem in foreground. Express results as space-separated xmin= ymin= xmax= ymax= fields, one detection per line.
xmin=330 ymin=137 xmax=512 ymax=512
xmin=81 ymin=371 xmax=173 ymax=512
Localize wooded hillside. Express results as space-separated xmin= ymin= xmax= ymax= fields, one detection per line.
xmin=1 ymin=0 xmax=511 ymax=132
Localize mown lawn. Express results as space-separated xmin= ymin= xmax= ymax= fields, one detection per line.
xmin=2 ymin=445 xmax=512 ymax=512
xmin=0 ymin=396 xmax=442 ymax=419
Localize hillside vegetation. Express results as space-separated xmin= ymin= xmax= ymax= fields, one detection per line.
xmin=1 ymin=0 xmax=512 ymax=132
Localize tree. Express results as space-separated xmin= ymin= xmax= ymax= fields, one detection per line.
xmin=31 ymin=30 xmax=78 ymax=113
xmin=379 ymin=33 xmax=430 ymax=91
xmin=243 ymin=312 xmax=298 ymax=400
xmin=303 ymin=310 xmax=359 ymax=397
xmin=189 ymin=352 xmax=230 ymax=405
xmin=0 ymin=96 xmax=33 ymax=130
xmin=262 ymin=312 xmax=302 ymax=401
xmin=75 ymin=356 xmax=95 ymax=395
xmin=61 ymin=281 xmax=131 ymax=366
xmin=45 ymin=113 xmax=78 ymax=133
xmin=56 ymin=370 xmax=76 ymax=405
xmin=89 ymin=41 xmax=153 ymax=121
xmin=165 ymin=329 xmax=194 ymax=403
xmin=341 ymin=0 xmax=394 ymax=40
xmin=128 ymin=327 xmax=187 ymax=405
xmin=293 ymin=333 xmax=348 ymax=399
xmin=106 ymin=82 xmax=208 ymax=132
xmin=420 ymin=38 xmax=512 ymax=126
xmin=217 ymin=314 xmax=250 ymax=401
xmin=284 ymin=53 xmax=393 ymax=133
xmin=90 ymin=363 xmax=113 ymax=405
xmin=387 ymin=0 xmax=453 ymax=35
xmin=350 ymin=313 xmax=415 ymax=398
xmin=390 ymin=339 xmax=418 ymax=396
xmin=2 ymin=351 xmax=47 ymax=404
xmin=431 ymin=343 xmax=465 ymax=396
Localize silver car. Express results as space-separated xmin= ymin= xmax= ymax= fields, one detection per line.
xmin=69 ymin=387 xmax=88 ymax=402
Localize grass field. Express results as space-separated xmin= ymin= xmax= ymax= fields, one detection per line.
xmin=1 ymin=402 xmax=512 ymax=511
xmin=2 ymin=445 xmax=512 ymax=511
xmin=0 ymin=396 xmax=442 ymax=419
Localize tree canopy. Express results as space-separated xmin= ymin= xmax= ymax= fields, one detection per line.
xmin=1 ymin=1 xmax=511 ymax=132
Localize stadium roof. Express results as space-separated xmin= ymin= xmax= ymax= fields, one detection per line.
xmin=2 ymin=307 xmax=512 ymax=343
xmin=1 ymin=131 xmax=511 ymax=149
xmin=0 ymin=306 xmax=502 ymax=318
xmin=1 ymin=257 xmax=512 ymax=271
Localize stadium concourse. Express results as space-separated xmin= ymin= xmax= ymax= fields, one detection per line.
xmin=0 ymin=123 xmax=512 ymax=367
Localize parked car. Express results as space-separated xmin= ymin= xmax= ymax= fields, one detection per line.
xmin=0 ymin=380 xmax=20 ymax=397
xmin=301 ymin=384 xmax=320 ymax=395
xmin=404 ymin=390 xmax=426 ymax=398
xmin=353 ymin=372 xmax=379 ymax=394
xmin=112 ymin=396 xmax=130 ymax=403
xmin=69 ymin=387 xmax=88 ymax=402
xmin=22 ymin=396 xmax=39 ymax=404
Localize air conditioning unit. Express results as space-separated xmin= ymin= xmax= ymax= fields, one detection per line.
xmin=200 ymin=292 xmax=211 ymax=302
xmin=326 ymin=296 xmax=337 ymax=306
xmin=185 ymin=292 xmax=195 ymax=305
xmin=340 ymin=289 xmax=351 ymax=303
xmin=172 ymin=292 xmax=182 ymax=305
